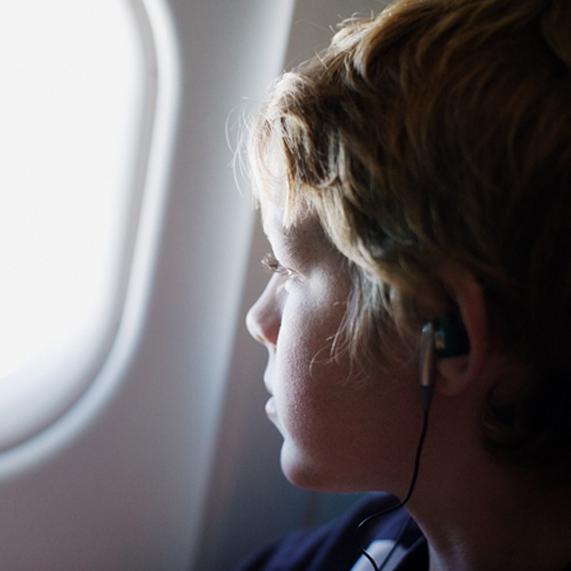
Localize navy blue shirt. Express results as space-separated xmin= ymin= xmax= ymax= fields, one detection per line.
xmin=234 ymin=494 xmax=428 ymax=571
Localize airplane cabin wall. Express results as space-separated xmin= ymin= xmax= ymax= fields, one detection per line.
xmin=0 ymin=1 xmax=387 ymax=570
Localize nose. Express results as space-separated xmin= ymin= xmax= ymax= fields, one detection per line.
xmin=246 ymin=282 xmax=280 ymax=348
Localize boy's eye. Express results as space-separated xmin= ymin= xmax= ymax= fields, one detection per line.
xmin=261 ymin=252 xmax=282 ymax=274
xmin=261 ymin=252 xmax=297 ymax=281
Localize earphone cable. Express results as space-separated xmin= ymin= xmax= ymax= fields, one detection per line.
xmin=355 ymin=408 xmax=430 ymax=571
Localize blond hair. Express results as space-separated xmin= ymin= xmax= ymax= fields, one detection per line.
xmin=249 ymin=0 xmax=571 ymax=477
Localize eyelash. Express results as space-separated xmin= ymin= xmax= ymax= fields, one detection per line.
xmin=261 ymin=253 xmax=296 ymax=280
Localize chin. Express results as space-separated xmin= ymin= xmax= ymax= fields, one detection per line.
xmin=279 ymin=441 xmax=359 ymax=493
xmin=279 ymin=441 xmax=323 ymax=490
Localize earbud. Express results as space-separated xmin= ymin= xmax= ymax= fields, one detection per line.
xmin=418 ymin=314 xmax=469 ymax=411
xmin=432 ymin=315 xmax=470 ymax=358
xmin=419 ymin=322 xmax=437 ymax=411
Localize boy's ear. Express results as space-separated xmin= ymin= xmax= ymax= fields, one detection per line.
xmin=434 ymin=269 xmax=488 ymax=396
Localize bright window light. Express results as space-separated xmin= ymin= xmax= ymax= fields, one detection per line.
xmin=0 ymin=1 xmax=150 ymax=447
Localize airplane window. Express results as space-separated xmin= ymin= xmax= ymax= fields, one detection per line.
xmin=0 ymin=0 xmax=153 ymax=450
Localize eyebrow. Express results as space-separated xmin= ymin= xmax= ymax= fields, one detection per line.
xmin=263 ymin=214 xmax=312 ymax=243
xmin=270 ymin=220 xmax=329 ymax=271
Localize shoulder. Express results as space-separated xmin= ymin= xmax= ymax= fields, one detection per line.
xmin=234 ymin=493 xmax=425 ymax=571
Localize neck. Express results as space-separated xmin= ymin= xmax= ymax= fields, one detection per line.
xmin=420 ymin=488 xmax=571 ymax=571
xmin=405 ymin=422 xmax=571 ymax=571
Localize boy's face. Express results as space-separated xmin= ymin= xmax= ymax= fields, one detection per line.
xmin=246 ymin=196 xmax=421 ymax=493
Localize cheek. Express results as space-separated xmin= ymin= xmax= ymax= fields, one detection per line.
xmin=273 ymin=294 xmax=344 ymax=407
xmin=272 ymin=295 xmax=343 ymax=414
xmin=270 ymin=297 xmax=422 ymax=492
xmin=271 ymin=306 xmax=369 ymax=486
xmin=272 ymin=326 xmax=327 ymax=438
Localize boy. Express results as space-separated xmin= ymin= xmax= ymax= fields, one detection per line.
xmin=241 ymin=0 xmax=571 ymax=569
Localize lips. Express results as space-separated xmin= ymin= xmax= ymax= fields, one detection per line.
xmin=265 ymin=396 xmax=277 ymax=420
xmin=263 ymin=372 xmax=279 ymax=424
